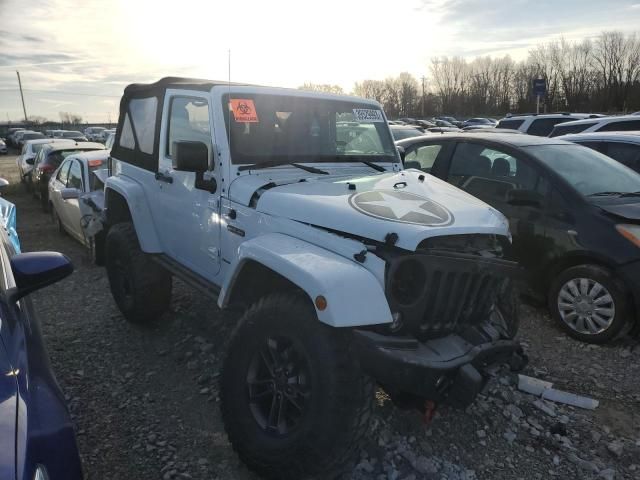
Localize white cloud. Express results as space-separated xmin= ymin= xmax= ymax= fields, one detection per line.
xmin=0 ymin=0 xmax=639 ymax=121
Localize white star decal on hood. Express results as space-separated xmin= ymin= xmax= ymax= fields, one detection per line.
xmin=358 ymin=192 xmax=428 ymax=220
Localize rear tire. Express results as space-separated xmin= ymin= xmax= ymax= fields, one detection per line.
xmin=220 ymin=293 xmax=374 ymax=480
xmin=548 ymin=264 xmax=630 ymax=344
xmin=105 ymin=222 xmax=171 ymax=323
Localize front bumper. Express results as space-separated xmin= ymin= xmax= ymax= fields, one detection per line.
xmin=354 ymin=328 xmax=527 ymax=408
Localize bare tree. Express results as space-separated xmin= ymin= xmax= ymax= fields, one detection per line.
xmin=353 ymin=80 xmax=386 ymax=104
xmin=298 ymin=83 xmax=344 ymax=94
xmin=430 ymin=56 xmax=469 ymax=114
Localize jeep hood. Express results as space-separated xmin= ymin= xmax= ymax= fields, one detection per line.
xmin=230 ymin=170 xmax=509 ymax=251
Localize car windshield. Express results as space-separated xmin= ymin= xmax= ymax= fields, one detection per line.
xmin=23 ymin=133 xmax=45 ymax=140
xmin=32 ymin=143 xmax=47 ymax=153
xmin=63 ymin=131 xmax=82 ymax=137
xmin=222 ymin=94 xmax=396 ymax=165
xmin=391 ymin=127 xmax=424 ymax=140
xmin=524 ymin=144 xmax=640 ymax=196
xmin=49 ymin=148 xmax=100 ymax=165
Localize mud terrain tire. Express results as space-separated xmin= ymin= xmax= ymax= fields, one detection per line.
xmin=105 ymin=222 xmax=171 ymax=323
xmin=220 ymin=293 xmax=374 ymax=480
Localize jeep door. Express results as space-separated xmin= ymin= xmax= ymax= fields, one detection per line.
xmin=154 ymin=91 xmax=221 ymax=279
xmin=439 ymin=140 xmax=550 ymax=278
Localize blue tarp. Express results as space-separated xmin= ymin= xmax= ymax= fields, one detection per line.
xmin=0 ymin=197 xmax=21 ymax=253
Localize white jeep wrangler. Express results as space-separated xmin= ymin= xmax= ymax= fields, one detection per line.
xmin=100 ymin=77 xmax=526 ymax=479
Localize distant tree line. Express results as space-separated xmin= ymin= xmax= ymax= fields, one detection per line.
xmin=299 ymin=31 xmax=640 ymax=118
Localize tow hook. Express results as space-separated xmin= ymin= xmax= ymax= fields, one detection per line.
xmin=422 ymin=400 xmax=438 ymax=424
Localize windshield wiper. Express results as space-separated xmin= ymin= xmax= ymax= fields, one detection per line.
xmin=359 ymin=160 xmax=386 ymax=172
xmin=588 ymin=191 xmax=640 ymax=197
xmin=238 ymin=160 xmax=328 ymax=174
xmin=324 ymin=155 xmax=387 ymax=172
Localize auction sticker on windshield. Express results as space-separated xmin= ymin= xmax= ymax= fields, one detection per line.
xmin=353 ymin=108 xmax=384 ymax=122
xmin=230 ymin=99 xmax=259 ymax=122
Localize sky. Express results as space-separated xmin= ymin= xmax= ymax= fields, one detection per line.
xmin=1 ymin=0 xmax=640 ymax=123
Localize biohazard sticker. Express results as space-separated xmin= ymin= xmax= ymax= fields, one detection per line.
xmin=353 ymin=108 xmax=384 ymax=123
xmin=230 ymin=99 xmax=259 ymax=123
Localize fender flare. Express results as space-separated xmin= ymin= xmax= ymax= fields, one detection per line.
xmin=218 ymin=233 xmax=393 ymax=327
xmin=104 ymin=176 xmax=162 ymax=253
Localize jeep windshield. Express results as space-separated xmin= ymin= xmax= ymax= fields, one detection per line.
xmin=223 ymin=94 xmax=397 ymax=168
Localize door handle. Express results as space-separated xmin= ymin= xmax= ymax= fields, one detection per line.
xmin=155 ymin=171 xmax=173 ymax=184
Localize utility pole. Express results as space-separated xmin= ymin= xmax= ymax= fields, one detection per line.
xmin=421 ymin=76 xmax=426 ymax=118
xmin=16 ymin=71 xmax=28 ymax=123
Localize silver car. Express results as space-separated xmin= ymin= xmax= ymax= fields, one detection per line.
xmin=49 ymin=150 xmax=109 ymax=256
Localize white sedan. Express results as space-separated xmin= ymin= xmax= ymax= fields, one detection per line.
xmin=49 ymin=150 xmax=109 ymax=261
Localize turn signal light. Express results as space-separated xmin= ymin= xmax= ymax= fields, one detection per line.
xmin=315 ymin=295 xmax=327 ymax=311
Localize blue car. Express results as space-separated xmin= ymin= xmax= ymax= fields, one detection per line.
xmin=0 ymin=194 xmax=83 ymax=480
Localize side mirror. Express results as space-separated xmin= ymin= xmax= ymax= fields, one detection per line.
xmin=397 ymin=146 xmax=406 ymax=162
xmin=8 ymin=252 xmax=73 ymax=303
xmin=507 ymin=189 xmax=543 ymax=208
xmin=174 ymin=141 xmax=209 ymax=172
xmin=61 ymin=187 xmax=81 ymax=200
xmin=26 ymin=158 xmax=35 ymax=165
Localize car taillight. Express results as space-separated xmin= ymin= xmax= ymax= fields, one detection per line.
xmin=88 ymin=159 xmax=104 ymax=167
xmin=38 ymin=164 xmax=55 ymax=174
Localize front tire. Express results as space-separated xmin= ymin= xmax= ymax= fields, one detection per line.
xmin=220 ymin=293 xmax=374 ymax=480
xmin=548 ymin=264 xmax=630 ymax=344
xmin=105 ymin=222 xmax=172 ymax=323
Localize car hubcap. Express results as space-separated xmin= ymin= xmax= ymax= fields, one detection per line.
xmin=557 ymin=278 xmax=615 ymax=335
xmin=246 ymin=336 xmax=310 ymax=435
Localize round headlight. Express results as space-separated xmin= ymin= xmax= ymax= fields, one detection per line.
xmin=390 ymin=258 xmax=427 ymax=306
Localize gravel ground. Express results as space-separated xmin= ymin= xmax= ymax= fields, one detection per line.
xmin=1 ymin=153 xmax=639 ymax=480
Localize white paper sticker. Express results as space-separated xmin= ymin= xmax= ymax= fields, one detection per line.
xmin=353 ymin=108 xmax=385 ymax=123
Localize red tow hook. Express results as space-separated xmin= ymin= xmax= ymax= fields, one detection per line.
xmin=423 ymin=400 xmax=438 ymax=424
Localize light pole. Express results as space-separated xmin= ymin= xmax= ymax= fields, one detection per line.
xmin=421 ymin=76 xmax=426 ymax=118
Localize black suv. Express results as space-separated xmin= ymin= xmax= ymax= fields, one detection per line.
xmin=398 ymin=132 xmax=640 ymax=343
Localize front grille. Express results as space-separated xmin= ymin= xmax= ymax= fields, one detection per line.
xmin=386 ymin=252 xmax=518 ymax=339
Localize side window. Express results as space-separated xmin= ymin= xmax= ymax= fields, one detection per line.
xmin=166 ymin=97 xmax=211 ymax=159
xmin=404 ymin=144 xmax=442 ymax=172
xmin=605 ymin=142 xmax=640 ymax=171
xmin=32 ymin=150 xmax=43 ymax=168
xmin=120 ymin=114 xmax=136 ymax=149
xmin=119 ymin=96 xmax=158 ymax=153
xmin=598 ymin=120 xmax=640 ymax=132
xmin=576 ymin=141 xmax=605 ymax=153
xmin=448 ymin=143 xmax=540 ymax=204
xmin=527 ymin=118 xmax=566 ymax=137
xmin=496 ymin=119 xmax=524 ymax=130
xmin=57 ymin=161 xmax=71 ymax=184
xmin=67 ymin=160 xmax=83 ymax=190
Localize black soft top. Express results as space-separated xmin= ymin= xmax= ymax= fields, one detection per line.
xmin=122 ymin=76 xmax=251 ymax=100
